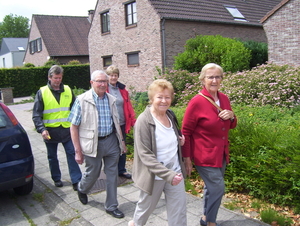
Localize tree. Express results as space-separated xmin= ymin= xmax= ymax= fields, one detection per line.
xmin=0 ymin=14 xmax=30 ymax=45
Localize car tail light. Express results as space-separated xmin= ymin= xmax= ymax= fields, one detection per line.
xmin=0 ymin=104 xmax=18 ymax=126
xmin=25 ymin=174 xmax=34 ymax=182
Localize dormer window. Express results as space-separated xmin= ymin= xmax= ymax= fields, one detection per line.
xmin=124 ymin=1 xmax=137 ymax=27
xmin=225 ymin=5 xmax=248 ymax=22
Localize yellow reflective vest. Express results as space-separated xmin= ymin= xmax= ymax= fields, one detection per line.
xmin=41 ymin=85 xmax=72 ymax=128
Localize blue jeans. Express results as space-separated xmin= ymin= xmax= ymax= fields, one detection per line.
xmin=118 ymin=125 xmax=127 ymax=175
xmin=45 ymin=139 xmax=82 ymax=184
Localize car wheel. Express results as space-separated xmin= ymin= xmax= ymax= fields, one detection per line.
xmin=13 ymin=178 xmax=34 ymax=195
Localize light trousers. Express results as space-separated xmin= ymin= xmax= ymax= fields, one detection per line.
xmin=133 ymin=178 xmax=187 ymax=226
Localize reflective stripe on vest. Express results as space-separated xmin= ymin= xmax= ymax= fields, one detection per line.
xmin=41 ymin=85 xmax=72 ymax=128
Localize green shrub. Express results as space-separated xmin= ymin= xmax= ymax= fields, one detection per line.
xmin=174 ymin=35 xmax=251 ymax=73
xmin=242 ymin=40 xmax=268 ymax=68
xmin=44 ymin=59 xmax=60 ymax=67
xmin=68 ymin=60 xmax=81 ymax=65
xmin=23 ymin=63 xmax=35 ymax=68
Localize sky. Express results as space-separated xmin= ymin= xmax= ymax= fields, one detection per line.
xmin=0 ymin=0 xmax=97 ymax=22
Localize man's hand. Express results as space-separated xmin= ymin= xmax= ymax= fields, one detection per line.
xmin=42 ymin=130 xmax=51 ymax=140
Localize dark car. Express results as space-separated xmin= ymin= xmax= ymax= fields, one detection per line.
xmin=0 ymin=102 xmax=34 ymax=195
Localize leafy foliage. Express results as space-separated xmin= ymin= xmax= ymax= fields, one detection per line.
xmin=0 ymin=65 xmax=90 ymax=97
xmin=242 ymin=40 xmax=268 ymax=68
xmin=174 ymin=35 xmax=251 ymax=73
xmin=23 ymin=63 xmax=35 ymax=68
xmin=0 ymin=14 xmax=29 ymax=45
xmin=44 ymin=59 xmax=60 ymax=67
xmin=67 ymin=60 xmax=81 ymax=65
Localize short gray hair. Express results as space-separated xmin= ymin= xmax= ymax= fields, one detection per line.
xmin=90 ymin=70 xmax=109 ymax=81
xmin=48 ymin=65 xmax=63 ymax=77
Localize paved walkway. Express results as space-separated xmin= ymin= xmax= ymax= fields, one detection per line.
xmin=6 ymin=99 xmax=270 ymax=226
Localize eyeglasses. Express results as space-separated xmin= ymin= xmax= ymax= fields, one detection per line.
xmin=93 ymin=80 xmax=107 ymax=84
xmin=206 ymin=76 xmax=222 ymax=80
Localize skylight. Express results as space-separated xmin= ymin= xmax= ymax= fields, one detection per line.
xmin=225 ymin=5 xmax=248 ymax=22
xmin=18 ymin=47 xmax=25 ymax=51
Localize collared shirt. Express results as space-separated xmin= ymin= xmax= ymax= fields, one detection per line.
xmin=68 ymin=89 xmax=113 ymax=136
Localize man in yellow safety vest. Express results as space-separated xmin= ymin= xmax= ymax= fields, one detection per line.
xmin=32 ymin=65 xmax=82 ymax=190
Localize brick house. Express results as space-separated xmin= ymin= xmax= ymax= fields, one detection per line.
xmin=24 ymin=14 xmax=92 ymax=66
xmin=88 ymin=0 xmax=281 ymax=91
xmin=261 ymin=0 xmax=300 ymax=66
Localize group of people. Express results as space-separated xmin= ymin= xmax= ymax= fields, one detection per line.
xmin=32 ymin=63 xmax=237 ymax=226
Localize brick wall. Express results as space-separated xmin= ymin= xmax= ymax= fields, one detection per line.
xmin=89 ymin=0 xmax=162 ymax=92
xmin=23 ymin=18 xmax=50 ymax=67
xmin=263 ymin=0 xmax=300 ymax=66
xmin=164 ymin=20 xmax=268 ymax=68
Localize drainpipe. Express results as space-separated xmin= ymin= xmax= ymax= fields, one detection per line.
xmin=161 ymin=18 xmax=166 ymax=73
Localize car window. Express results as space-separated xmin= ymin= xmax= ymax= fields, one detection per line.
xmin=0 ymin=113 xmax=8 ymax=128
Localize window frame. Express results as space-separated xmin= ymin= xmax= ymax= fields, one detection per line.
xmin=100 ymin=10 xmax=110 ymax=34
xmin=101 ymin=55 xmax=113 ymax=68
xmin=224 ymin=5 xmax=248 ymax=22
xmin=125 ymin=51 xmax=140 ymax=66
xmin=124 ymin=1 xmax=137 ymax=27
xmin=29 ymin=38 xmax=42 ymax=54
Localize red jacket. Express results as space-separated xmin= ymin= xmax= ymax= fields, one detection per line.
xmin=182 ymin=88 xmax=237 ymax=167
xmin=107 ymin=82 xmax=136 ymax=134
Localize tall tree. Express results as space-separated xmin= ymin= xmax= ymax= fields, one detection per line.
xmin=0 ymin=14 xmax=30 ymax=46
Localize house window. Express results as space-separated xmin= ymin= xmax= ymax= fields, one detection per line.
xmin=100 ymin=11 xmax=110 ymax=33
xmin=102 ymin=55 xmax=112 ymax=67
xmin=125 ymin=1 xmax=137 ymax=26
xmin=225 ymin=5 xmax=247 ymax=22
xmin=126 ymin=51 xmax=139 ymax=66
xmin=29 ymin=38 xmax=42 ymax=54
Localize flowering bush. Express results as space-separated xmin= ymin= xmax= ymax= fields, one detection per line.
xmin=159 ymin=63 xmax=300 ymax=108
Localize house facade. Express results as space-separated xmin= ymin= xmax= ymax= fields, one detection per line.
xmin=261 ymin=0 xmax=300 ymax=66
xmin=24 ymin=14 xmax=92 ymax=66
xmin=89 ymin=0 xmax=281 ymax=91
xmin=0 ymin=38 xmax=28 ymax=68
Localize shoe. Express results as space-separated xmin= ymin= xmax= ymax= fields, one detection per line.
xmin=106 ymin=209 xmax=124 ymax=218
xmin=200 ymin=217 xmax=207 ymax=226
xmin=72 ymin=182 xmax=78 ymax=191
xmin=78 ymin=191 xmax=88 ymax=204
xmin=128 ymin=220 xmax=135 ymax=226
xmin=54 ymin=180 xmax=63 ymax=187
xmin=119 ymin=172 xmax=132 ymax=179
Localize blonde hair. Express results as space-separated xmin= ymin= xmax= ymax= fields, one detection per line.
xmin=148 ymin=79 xmax=174 ymax=104
xmin=106 ymin=65 xmax=120 ymax=77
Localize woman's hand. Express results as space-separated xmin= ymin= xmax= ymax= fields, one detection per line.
xmin=179 ymin=134 xmax=185 ymax=146
xmin=218 ymin=109 xmax=234 ymax=121
xmin=184 ymin=157 xmax=193 ymax=176
xmin=172 ymin=173 xmax=183 ymax=186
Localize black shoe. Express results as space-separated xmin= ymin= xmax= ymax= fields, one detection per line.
xmin=106 ymin=209 xmax=124 ymax=218
xmin=72 ymin=182 xmax=78 ymax=191
xmin=119 ymin=172 xmax=132 ymax=179
xmin=78 ymin=191 xmax=88 ymax=205
xmin=54 ymin=180 xmax=63 ymax=187
xmin=200 ymin=218 xmax=207 ymax=226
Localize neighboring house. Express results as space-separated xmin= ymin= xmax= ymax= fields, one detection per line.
xmin=0 ymin=38 xmax=28 ymax=68
xmin=261 ymin=0 xmax=300 ymax=66
xmin=23 ymin=14 xmax=93 ymax=66
xmin=88 ymin=0 xmax=281 ymax=91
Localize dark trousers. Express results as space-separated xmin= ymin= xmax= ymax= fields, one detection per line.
xmin=45 ymin=139 xmax=82 ymax=184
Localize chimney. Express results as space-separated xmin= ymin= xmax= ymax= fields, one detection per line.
xmin=88 ymin=10 xmax=95 ymax=22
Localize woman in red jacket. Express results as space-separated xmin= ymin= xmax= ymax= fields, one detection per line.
xmin=106 ymin=65 xmax=136 ymax=179
xmin=182 ymin=63 xmax=237 ymax=226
